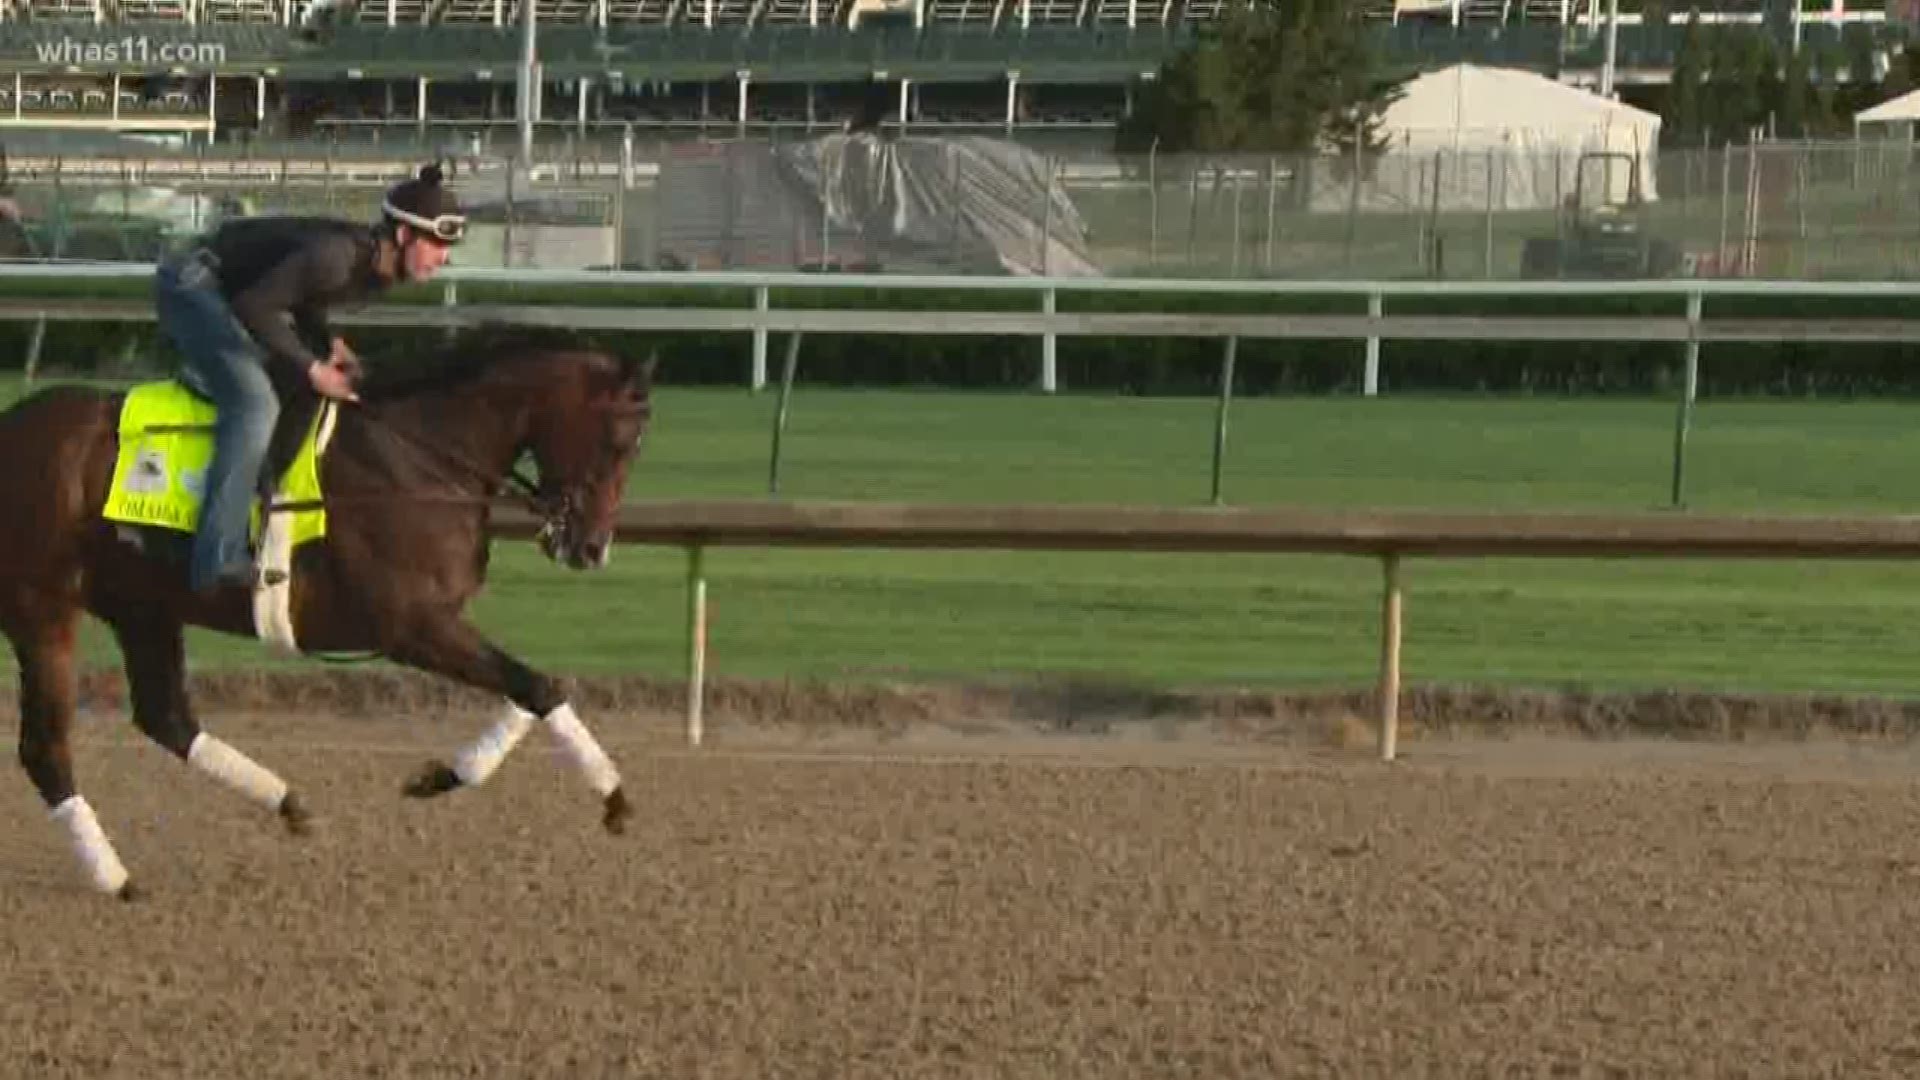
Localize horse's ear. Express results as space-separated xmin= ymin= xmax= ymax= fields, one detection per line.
xmin=623 ymin=349 xmax=658 ymax=390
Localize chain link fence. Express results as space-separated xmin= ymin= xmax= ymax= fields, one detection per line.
xmin=0 ymin=134 xmax=1914 ymax=280
xmin=0 ymin=137 xmax=634 ymax=267
xmin=1072 ymin=140 xmax=1920 ymax=281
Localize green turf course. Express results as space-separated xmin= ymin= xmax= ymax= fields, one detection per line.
xmin=5 ymin=209 xmax=1920 ymax=698
xmin=26 ymin=383 xmax=1907 ymax=700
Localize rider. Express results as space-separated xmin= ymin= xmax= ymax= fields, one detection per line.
xmin=153 ymin=161 xmax=465 ymax=595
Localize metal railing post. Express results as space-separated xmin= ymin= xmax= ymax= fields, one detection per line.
xmin=1670 ymin=289 xmax=1704 ymax=510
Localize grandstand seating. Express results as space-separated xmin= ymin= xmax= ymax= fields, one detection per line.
xmin=0 ymin=71 xmax=205 ymax=116
xmin=1174 ymin=0 xmax=1217 ymax=24
xmin=115 ymin=0 xmax=191 ymax=21
xmin=541 ymin=0 xmax=600 ymax=24
xmin=434 ymin=0 xmax=498 ymax=22
xmin=679 ymin=0 xmax=752 ymax=25
xmin=0 ymin=9 xmax=1885 ymax=75
xmin=759 ymin=0 xmax=824 ymax=26
xmin=207 ymin=0 xmax=279 ymax=20
xmin=0 ymin=0 xmax=1895 ymax=142
xmin=353 ymin=0 xmax=427 ymax=22
xmin=1006 ymin=0 xmax=1079 ymax=26
xmin=0 ymin=0 xmax=1890 ymax=28
xmin=923 ymin=0 xmax=990 ymax=25
xmin=605 ymin=0 xmax=673 ymax=22
xmin=26 ymin=0 xmax=100 ymax=21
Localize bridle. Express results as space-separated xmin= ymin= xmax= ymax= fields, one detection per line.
xmin=266 ymin=390 xmax=647 ymax=551
xmin=357 ymin=403 xmax=572 ymax=534
xmin=257 ymin=395 xmax=610 ymax=669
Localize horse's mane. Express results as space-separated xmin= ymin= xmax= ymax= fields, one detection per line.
xmin=356 ymin=322 xmax=612 ymax=403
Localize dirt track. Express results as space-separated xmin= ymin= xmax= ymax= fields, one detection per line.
xmin=6 ymin=708 xmax=1920 ymax=1078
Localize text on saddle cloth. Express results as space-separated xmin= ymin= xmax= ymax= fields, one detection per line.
xmin=102 ymin=380 xmax=337 ymax=550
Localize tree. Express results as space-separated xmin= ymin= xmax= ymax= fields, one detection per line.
xmin=1806 ymin=42 xmax=1843 ymax=137
xmin=1114 ymin=0 xmax=1397 ymax=159
xmin=1664 ymin=12 xmax=1707 ymax=147
xmin=1843 ymin=22 xmax=1882 ymax=91
xmin=1779 ymin=41 xmax=1812 ymax=137
xmin=1321 ymin=78 xmax=1405 ymax=182
xmin=1699 ymin=25 xmax=1780 ymax=143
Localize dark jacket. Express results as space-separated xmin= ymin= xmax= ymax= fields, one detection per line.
xmin=196 ymin=215 xmax=388 ymax=382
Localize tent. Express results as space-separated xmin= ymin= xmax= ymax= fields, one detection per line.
xmin=1854 ymin=87 xmax=1920 ymax=139
xmin=1311 ymin=63 xmax=1662 ymax=214
xmin=652 ymin=131 xmax=1100 ymax=277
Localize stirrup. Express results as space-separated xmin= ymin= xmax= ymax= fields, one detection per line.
xmin=224 ymin=566 xmax=289 ymax=592
xmin=191 ymin=565 xmax=287 ymax=596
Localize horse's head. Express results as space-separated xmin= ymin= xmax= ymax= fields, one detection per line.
xmin=524 ymin=348 xmax=656 ymax=570
xmin=355 ymin=326 xmax=658 ymax=569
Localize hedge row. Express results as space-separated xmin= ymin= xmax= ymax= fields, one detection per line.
xmin=7 ymin=278 xmax=1920 ymax=397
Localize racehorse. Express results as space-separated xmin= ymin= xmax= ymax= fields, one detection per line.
xmin=0 ymin=323 xmax=655 ymax=898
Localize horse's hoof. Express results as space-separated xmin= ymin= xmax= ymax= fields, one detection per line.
xmin=279 ymin=792 xmax=314 ymax=837
xmin=602 ymin=787 xmax=632 ymax=835
xmin=115 ymin=880 xmax=140 ymax=903
xmin=401 ymin=761 xmax=461 ymax=800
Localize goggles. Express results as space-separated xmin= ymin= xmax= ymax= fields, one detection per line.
xmin=384 ymin=200 xmax=466 ymax=243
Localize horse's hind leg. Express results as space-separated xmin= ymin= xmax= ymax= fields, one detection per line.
xmin=10 ymin=599 xmax=134 ymax=898
xmin=388 ymin=612 xmax=630 ymax=834
xmin=106 ymin=608 xmax=310 ymax=835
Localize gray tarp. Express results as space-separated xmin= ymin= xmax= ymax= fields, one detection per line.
xmin=655 ymin=131 xmax=1100 ymax=277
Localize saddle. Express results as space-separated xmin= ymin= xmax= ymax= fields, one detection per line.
xmin=102 ymin=378 xmax=339 ymax=653
xmin=104 ymin=378 xmax=336 ymax=541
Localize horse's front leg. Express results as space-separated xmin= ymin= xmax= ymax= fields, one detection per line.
xmin=384 ymin=612 xmax=631 ymax=834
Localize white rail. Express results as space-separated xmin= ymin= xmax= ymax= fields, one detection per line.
xmin=1 ymin=263 xmax=1914 ymax=508
xmin=6 ymin=261 xmax=1920 ymax=297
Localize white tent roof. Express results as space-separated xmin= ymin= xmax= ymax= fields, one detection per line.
xmin=1856 ymin=87 xmax=1920 ymax=125
xmin=1378 ymin=63 xmax=1661 ymax=153
xmin=1311 ymin=64 xmax=1662 ymax=214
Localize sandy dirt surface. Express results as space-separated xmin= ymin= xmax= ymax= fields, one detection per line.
xmin=5 ymin=709 xmax=1920 ymax=1078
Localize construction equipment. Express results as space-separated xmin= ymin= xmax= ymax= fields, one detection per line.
xmin=1520 ymin=150 xmax=1681 ymax=279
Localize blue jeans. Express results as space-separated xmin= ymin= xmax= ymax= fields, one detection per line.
xmin=153 ymin=249 xmax=280 ymax=592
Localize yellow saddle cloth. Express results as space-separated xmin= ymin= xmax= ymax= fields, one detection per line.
xmin=101 ymin=380 xmax=333 ymax=550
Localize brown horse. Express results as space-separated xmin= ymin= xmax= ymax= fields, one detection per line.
xmin=0 ymin=323 xmax=655 ymax=898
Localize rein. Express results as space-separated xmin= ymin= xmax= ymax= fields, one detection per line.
xmin=141 ymin=357 xmax=647 ymax=667
xmin=255 ymin=356 xmax=648 ymax=550
xmin=263 ymin=399 xmax=563 ymax=528
xmin=255 ymin=400 xmax=564 ymax=669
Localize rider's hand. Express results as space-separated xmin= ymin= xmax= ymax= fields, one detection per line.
xmin=308 ymin=358 xmax=360 ymax=402
xmin=328 ymin=337 xmax=363 ymax=378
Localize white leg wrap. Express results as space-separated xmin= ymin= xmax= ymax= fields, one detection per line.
xmin=50 ymin=796 xmax=130 ymax=895
xmin=543 ymin=702 xmax=621 ymax=798
xmin=451 ymin=703 xmax=536 ymax=786
xmin=187 ymin=733 xmax=289 ymax=811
